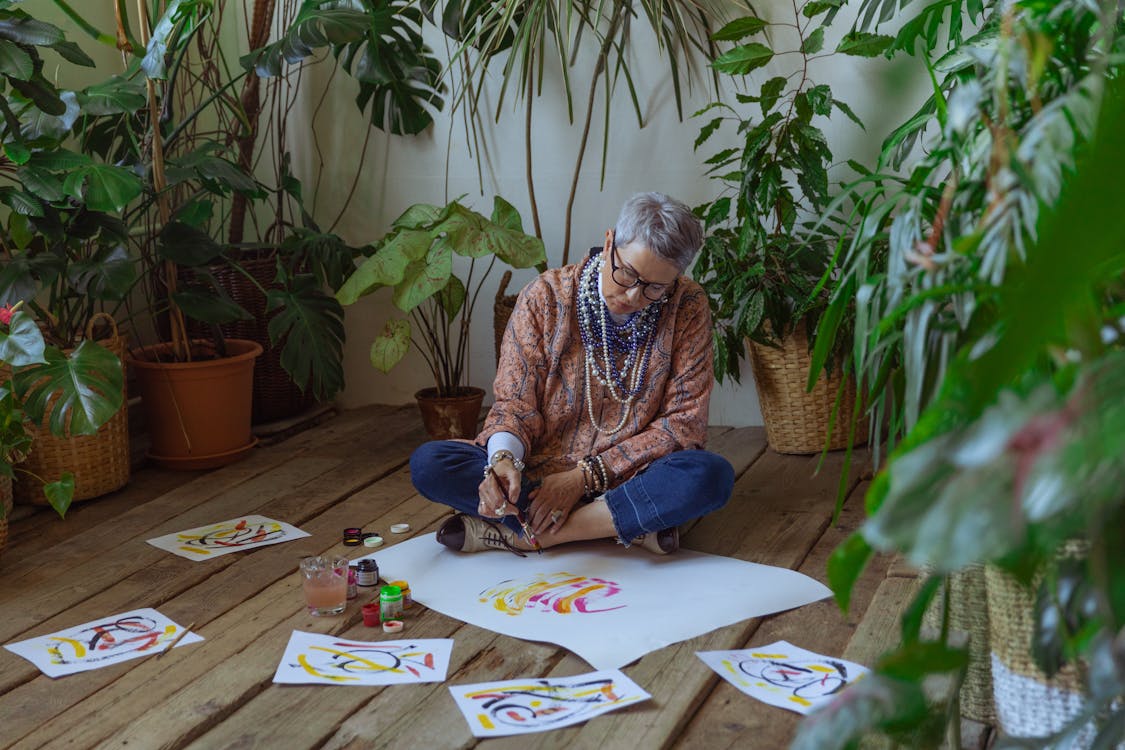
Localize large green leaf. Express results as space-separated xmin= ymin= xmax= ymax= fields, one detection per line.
xmin=711 ymin=17 xmax=767 ymax=42
xmin=0 ymin=15 xmax=65 ymax=46
xmin=42 ymin=473 xmax=75 ymax=518
xmin=711 ymin=43 xmax=774 ymax=75
xmin=142 ymin=0 xmax=209 ymax=80
xmin=157 ymin=221 xmax=226 ymax=267
xmin=68 ymin=245 xmax=136 ymax=301
xmin=242 ymin=5 xmax=371 ymax=76
xmin=77 ymin=75 xmax=146 ymax=116
xmin=13 ymin=339 xmax=123 ymax=436
xmin=370 ymin=318 xmax=410 ymax=373
xmin=336 ymin=229 xmax=432 ymax=304
xmin=0 ymin=309 xmax=46 ymax=366
xmin=393 ymin=238 xmax=452 ymax=312
xmin=266 ymin=276 xmax=346 ymax=402
xmin=0 ymin=37 xmax=32 ymax=79
xmin=62 ymin=163 xmax=144 ymax=213
xmin=836 ymin=31 xmax=894 ymax=57
xmin=172 ymin=289 xmax=253 ymax=325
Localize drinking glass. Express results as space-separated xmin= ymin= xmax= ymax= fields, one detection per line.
xmin=300 ymin=556 xmax=349 ymax=616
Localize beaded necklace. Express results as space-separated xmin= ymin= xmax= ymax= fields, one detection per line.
xmin=576 ymin=252 xmax=664 ymax=434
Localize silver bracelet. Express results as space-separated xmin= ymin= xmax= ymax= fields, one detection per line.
xmin=489 ymin=449 xmax=525 ymax=473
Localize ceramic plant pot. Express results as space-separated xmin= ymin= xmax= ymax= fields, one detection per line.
xmin=414 ymin=386 xmax=485 ymax=440
xmin=131 ymin=339 xmax=263 ymax=470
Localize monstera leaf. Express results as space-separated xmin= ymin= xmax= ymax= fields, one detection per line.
xmin=13 ymin=338 xmax=123 ymax=437
xmin=266 ymin=275 xmax=346 ymax=402
xmin=0 ymin=309 xmax=46 ymax=367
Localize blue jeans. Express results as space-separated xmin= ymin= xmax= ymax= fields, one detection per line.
xmin=409 ymin=441 xmax=735 ymax=542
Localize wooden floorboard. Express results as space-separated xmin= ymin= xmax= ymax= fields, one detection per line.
xmin=0 ymin=409 xmax=923 ymax=750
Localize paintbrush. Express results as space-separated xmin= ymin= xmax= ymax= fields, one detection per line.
xmin=157 ymin=622 xmax=195 ymax=658
xmin=512 ymin=507 xmax=542 ymax=555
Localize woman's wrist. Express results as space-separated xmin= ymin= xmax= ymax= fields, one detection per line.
xmin=488 ymin=449 xmax=525 ymax=473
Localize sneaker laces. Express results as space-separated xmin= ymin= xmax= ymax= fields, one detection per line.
xmin=479 ymin=520 xmax=527 ymax=557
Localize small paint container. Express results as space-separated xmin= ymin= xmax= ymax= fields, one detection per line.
xmin=382 ymin=620 xmax=404 ymax=634
xmin=343 ymin=527 xmax=363 ymax=546
xmin=346 ymin=569 xmax=358 ymax=600
xmin=361 ymin=602 xmax=381 ymax=627
xmin=379 ymin=585 xmax=404 ymax=622
xmin=390 ymin=579 xmax=412 ymax=609
xmin=355 ymin=558 xmax=379 ymax=587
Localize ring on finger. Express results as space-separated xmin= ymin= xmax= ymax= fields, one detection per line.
xmin=549 ymin=509 xmax=563 ymax=524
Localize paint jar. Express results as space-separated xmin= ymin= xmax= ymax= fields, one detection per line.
xmin=390 ymin=579 xmax=412 ymax=609
xmin=361 ymin=602 xmax=381 ymax=627
xmin=346 ymin=569 xmax=358 ymax=600
xmin=355 ymin=558 xmax=379 ymax=587
xmin=380 ymin=585 xmax=404 ymax=622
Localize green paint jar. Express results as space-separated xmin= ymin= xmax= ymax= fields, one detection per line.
xmin=379 ymin=585 xmax=403 ymax=622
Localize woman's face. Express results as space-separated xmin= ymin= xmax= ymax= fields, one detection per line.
xmin=600 ymin=231 xmax=681 ymax=316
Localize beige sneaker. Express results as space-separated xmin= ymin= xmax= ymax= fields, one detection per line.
xmin=436 ymin=513 xmax=527 ymax=557
xmin=633 ymin=526 xmax=679 ymax=555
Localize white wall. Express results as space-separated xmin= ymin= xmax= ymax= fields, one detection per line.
xmin=289 ymin=6 xmax=922 ymax=427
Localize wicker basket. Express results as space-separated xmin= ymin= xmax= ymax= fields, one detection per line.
xmin=748 ymin=322 xmax=868 ymax=454
xmin=0 ymin=474 xmax=12 ymax=558
xmin=184 ymin=254 xmax=317 ymax=424
xmin=12 ymin=314 xmax=130 ymax=505
xmin=922 ymin=565 xmax=996 ymax=724
xmin=494 ymin=270 xmax=519 ymax=365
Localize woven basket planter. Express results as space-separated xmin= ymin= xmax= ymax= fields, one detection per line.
xmin=494 ymin=270 xmax=519 ymax=364
xmin=184 ymin=254 xmax=317 ymax=424
xmin=985 ymin=550 xmax=1091 ymax=743
xmin=748 ymin=323 xmax=868 ymax=454
xmin=12 ymin=315 xmax=130 ymax=506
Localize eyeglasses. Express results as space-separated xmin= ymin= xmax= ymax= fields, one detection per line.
xmin=608 ymin=242 xmax=677 ymax=302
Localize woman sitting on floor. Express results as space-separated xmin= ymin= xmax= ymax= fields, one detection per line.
xmin=410 ymin=191 xmax=735 ymax=555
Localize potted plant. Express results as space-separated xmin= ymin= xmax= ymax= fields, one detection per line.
xmin=692 ymin=3 xmax=887 ymax=454
xmin=790 ymin=0 xmax=1125 ymax=745
xmin=336 ymin=196 xmax=546 ymax=439
xmin=0 ymin=3 xmax=137 ymax=501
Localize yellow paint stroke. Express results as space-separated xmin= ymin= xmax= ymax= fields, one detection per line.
xmin=808 ymin=665 xmax=834 ymax=672
xmin=297 ymin=653 xmax=358 ymax=682
xmin=750 ymin=652 xmax=787 ymax=658
xmin=308 ymin=645 xmax=404 ymax=674
xmin=177 ymin=546 xmax=212 ymax=555
xmin=789 ymin=695 xmax=812 ymax=706
xmin=49 ymin=636 xmax=86 ymax=659
xmin=477 ymin=714 xmax=495 ymax=730
xmin=720 ymin=660 xmax=738 ymax=675
xmin=483 ymin=576 xmax=585 ymax=615
xmin=464 ymin=681 xmax=634 ymax=708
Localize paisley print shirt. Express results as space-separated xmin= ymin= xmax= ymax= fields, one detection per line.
xmin=477 ymin=255 xmax=714 ymax=487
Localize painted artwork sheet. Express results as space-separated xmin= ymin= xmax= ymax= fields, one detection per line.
xmin=362 ymin=535 xmax=832 ymax=670
xmin=272 ymin=631 xmax=453 ymax=686
xmin=697 ymin=640 xmax=870 ymax=715
xmin=450 ymin=669 xmax=650 ymax=737
xmin=146 ymin=515 xmax=310 ymax=560
xmin=4 ymin=608 xmax=202 ymax=678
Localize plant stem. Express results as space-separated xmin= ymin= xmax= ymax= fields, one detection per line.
xmin=525 ymin=62 xmax=542 ymax=239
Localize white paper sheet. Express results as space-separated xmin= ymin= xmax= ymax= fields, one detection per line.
xmin=4 ymin=608 xmax=202 ymax=678
xmin=696 ymin=640 xmax=870 ymax=714
xmin=450 ymin=669 xmax=650 ymax=736
xmin=360 ymin=534 xmax=832 ymax=669
xmin=272 ymin=631 xmax=453 ymax=686
xmin=146 ymin=515 xmax=310 ymax=560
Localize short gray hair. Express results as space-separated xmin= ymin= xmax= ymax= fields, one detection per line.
xmin=614 ymin=192 xmax=702 ymax=272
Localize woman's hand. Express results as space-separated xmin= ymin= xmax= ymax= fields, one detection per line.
xmin=527 ymin=468 xmax=585 ymax=534
xmin=477 ymin=459 xmax=522 ymax=519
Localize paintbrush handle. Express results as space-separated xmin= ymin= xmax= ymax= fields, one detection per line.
xmin=158 ymin=622 xmax=195 ymax=658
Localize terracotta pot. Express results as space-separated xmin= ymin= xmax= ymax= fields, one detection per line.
xmin=414 ymin=387 xmax=485 ymax=440
xmin=131 ymin=339 xmax=263 ymax=470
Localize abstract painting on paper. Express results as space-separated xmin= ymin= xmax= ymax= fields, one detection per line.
xmin=146 ymin=515 xmax=310 ymax=560
xmin=450 ymin=669 xmax=649 ymax=737
xmin=696 ymin=640 xmax=870 ymax=714
xmin=272 ymin=631 xmax=453 ymax=686
xmin=4 ymin=608 xmax=202 ymax=678
xmin=366 ymin=535 xmax=832 ymax=669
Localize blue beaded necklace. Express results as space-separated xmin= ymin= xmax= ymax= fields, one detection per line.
xmin=576 ymin=252 xmax=664 ymax=433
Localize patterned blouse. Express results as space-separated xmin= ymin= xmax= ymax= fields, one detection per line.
xmin=477 ymin=252 xmax=714 ymax=487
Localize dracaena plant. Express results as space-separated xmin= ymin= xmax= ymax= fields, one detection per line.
xmin=336 ymin=197 xmax=546 ymax=396
xmin=691 ymin=1 xmax=890 ymax=383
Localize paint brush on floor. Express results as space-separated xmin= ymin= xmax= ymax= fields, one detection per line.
xmin=158 ymin=622 xmax=196 ymax=658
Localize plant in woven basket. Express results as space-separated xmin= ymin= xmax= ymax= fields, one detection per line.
xmin=692 ymin=2 xmax=888 ymax=384
xmin=789 ymin=1 xmax=1125 ymax=747
xmin=336 ymin=197 xmax=546 ymax=396
xmin=0 ymin=305 xmax=121 ymax=518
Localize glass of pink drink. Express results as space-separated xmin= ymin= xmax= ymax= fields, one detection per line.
xmin=300 ymin=556 xmax=349 ymax=616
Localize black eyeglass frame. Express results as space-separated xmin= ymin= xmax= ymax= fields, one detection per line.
xmin=608 ymin=241 xmax=678 ymax=302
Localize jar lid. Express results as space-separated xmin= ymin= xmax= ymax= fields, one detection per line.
xmin=356 ymin=558 xmax=378 ymax=569
xmin=380 ymin=585 xmax=402 ymax=598
xmin=390 ymin=579 xmax=408 ymax=588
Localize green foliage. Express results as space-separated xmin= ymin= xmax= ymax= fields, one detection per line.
xmin=337 ymin=197 xmax=546 ymax=394
xmin=809 ymin=4 xmax=1125 ymax=740
xmin=266 ymin=275 xmax=346 ymax=402
xmin=694 ymin=3 xmax=862 ymax=383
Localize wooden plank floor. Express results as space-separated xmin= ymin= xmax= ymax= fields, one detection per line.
xmin=0 ymin=404 xmax=908 ymax=750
